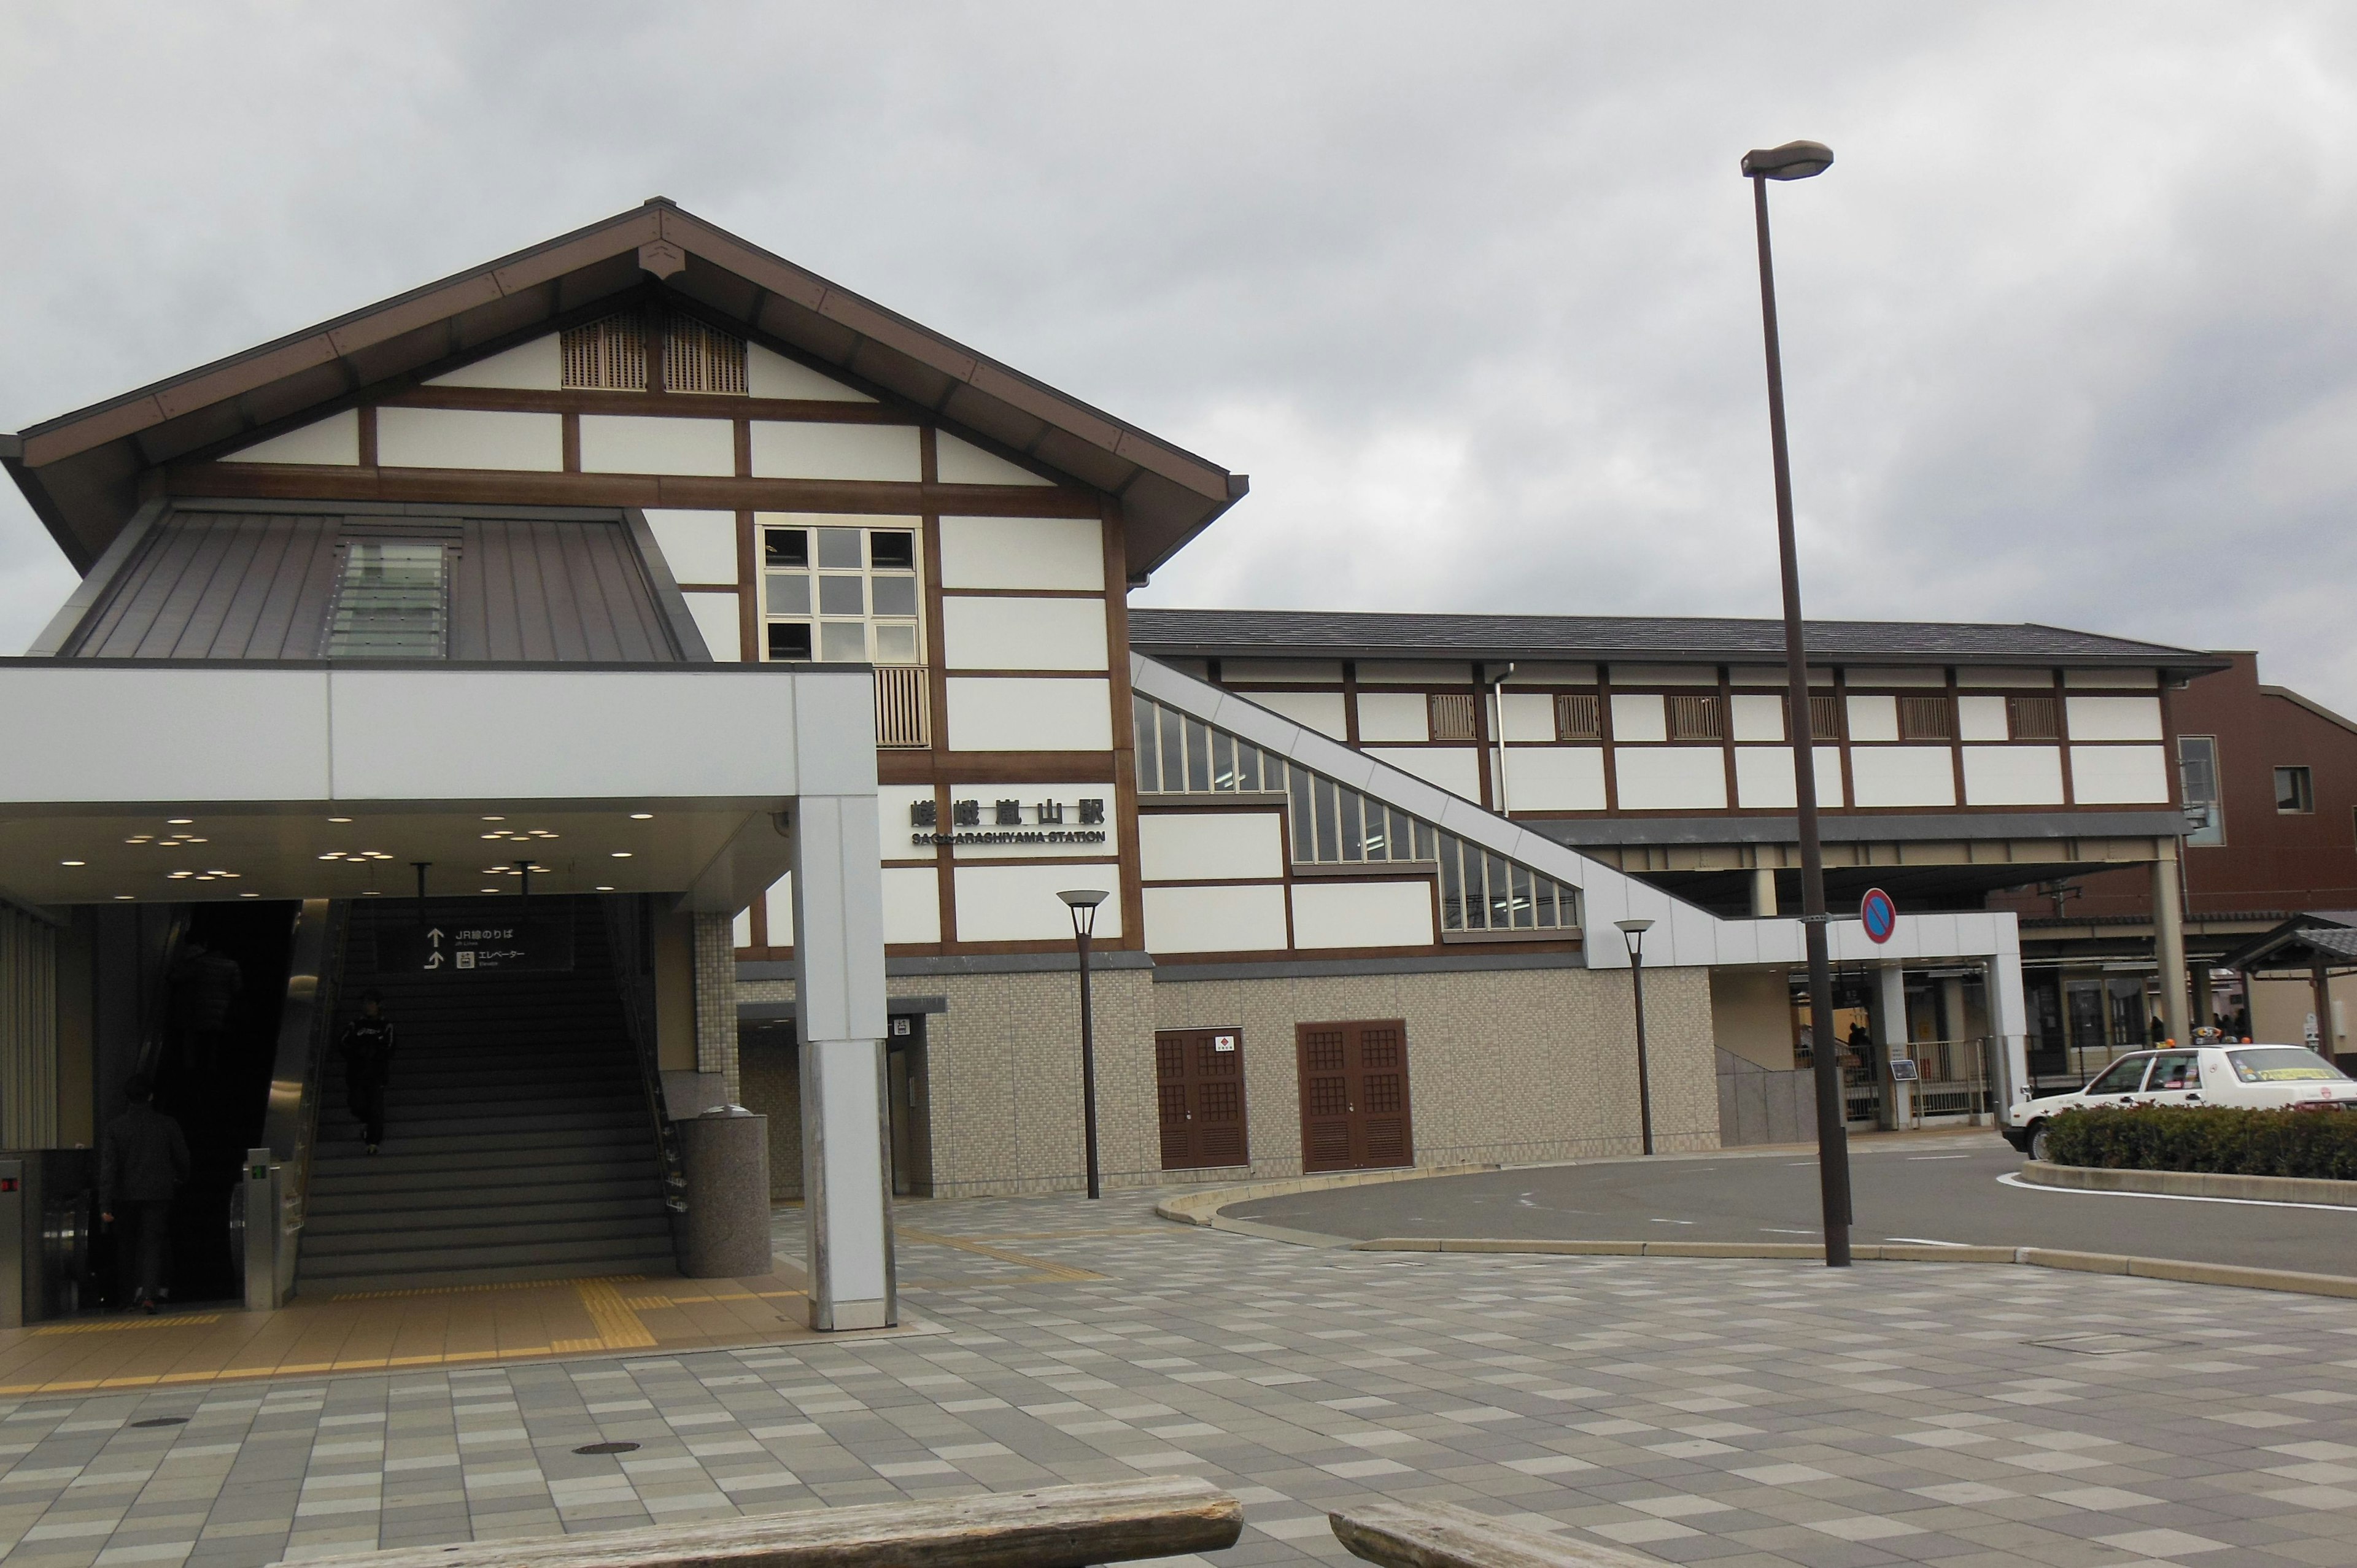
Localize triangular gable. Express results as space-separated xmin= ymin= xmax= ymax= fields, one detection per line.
xmin=228 ymin=408 xmax=360 ymax=466
xmin=937 ymin=432 xmax=1055 ymax=487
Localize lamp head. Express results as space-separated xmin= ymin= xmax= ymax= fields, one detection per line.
xmin=1741 ymin=140 xmax=1833 ymax=180
xmin=1614 ymin=918 xmax=1655 ymax=935
xmin=1059 ymin=887 xmax=1110 ymax=937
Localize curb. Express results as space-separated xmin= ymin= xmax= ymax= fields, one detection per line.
xmin=2017 ymin=1160 xmax=2357 ymax=1208
xmin=1152 ymin=1164 xmax=1501 ymax=1227
xmin=1347 ymin=1236 xmax=2357 ymax=1300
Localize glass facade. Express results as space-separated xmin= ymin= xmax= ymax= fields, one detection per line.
xmin=759 ymin=519 xmax=923 ymax=665
xmin=325 ymin=540 xmax=447 ymax=657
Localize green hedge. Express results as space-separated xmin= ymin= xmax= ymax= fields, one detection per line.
xmin=2044 ymin=1105 xmax=2357 ymax=1181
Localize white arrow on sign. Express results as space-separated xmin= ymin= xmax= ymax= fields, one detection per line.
xmin=426 ymin=927 xmax=444 ymax=946
xmin=423 ymin=951 xmax=444 ymax=969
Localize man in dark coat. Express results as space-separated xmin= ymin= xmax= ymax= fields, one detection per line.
xmin=99 ymin=1074 xmax=190 ymax=1313
xmin=341 ymin=990 xmax=397 ymax=1153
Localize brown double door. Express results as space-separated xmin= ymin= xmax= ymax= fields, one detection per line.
xmin=1296 ymin=1020 xmax=1414 ymax=1173
xmin=1155 ymin=1028 xmax=1251 ymax=1170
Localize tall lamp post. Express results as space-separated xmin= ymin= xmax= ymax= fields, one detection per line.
xmin=1743 ymin=137 xmax=1854 ymax=1267
xmin=1616 ymin=918 xmax=1656 ymax=1155
xmin=1059 ymin=889 xmax=1110 ymax=1200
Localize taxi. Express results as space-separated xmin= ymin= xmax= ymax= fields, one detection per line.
xmin=2003 ymin=1042 xmax=2357 ymax=1162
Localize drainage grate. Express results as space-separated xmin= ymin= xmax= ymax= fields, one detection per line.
xmin=2032 ymin=1332 xmax=2188 ymax=1356
xmin=573 ymin=1441 xmax=640 ymax=1456
xmin=131 ymin=1417 xmax=188 ymax=1429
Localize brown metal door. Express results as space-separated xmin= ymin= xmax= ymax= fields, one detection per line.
xmin=1156 ymin=1028 xmax=1251 ymax=1170
xmin=1296 ymin=1019 xmax=1414 ymax=1173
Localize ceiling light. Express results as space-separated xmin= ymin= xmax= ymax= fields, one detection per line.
xmin=595 ymin=885 xmax=615 ymax=892
xmin=187 ymin=837 xmax=208 ymax=844
xmin=114 ymin=894 xmax=134 ymax=901
xmin=239 ymin=892 xmax=259 ymax=899
xmin=611 ymin=851 xmax=632 ymax=858
xmin=60 ymin=859 xmax=84 ymax=867
xmin=167 ymin=818 xmax=193 ymax=825
xmin=168 ymin=871 xmax=192 ymax=879
xmin=630 ymin=813 xmax=653 ymax=820
xmin=479 ymin=886 xmax=498 ymax=892
xmin=125 ymin=836 xmax=149 ymax=844
xmin=482 ymin=815 xmax=505 ymax=822
xmin=329 ymin=816 xmax=353 ymax=824
xmin=319 ymin=852 xmax=342 ymax=860
xmin=361 ymin=890 xmax=380 ymax=896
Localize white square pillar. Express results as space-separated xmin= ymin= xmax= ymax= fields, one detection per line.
xmin=1985 ymin=952 xmax=2030 ymax=1108
xmin=790 ymin=790 xmax=894 ymax=1331
xmin=1870 ymin=960 xmax=1911 ymax=1129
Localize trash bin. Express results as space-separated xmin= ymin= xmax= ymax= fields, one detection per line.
xmin=678 ymin=1106 xmax=772 ymax=1278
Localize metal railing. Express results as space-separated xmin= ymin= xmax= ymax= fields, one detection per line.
xmin=238 ymin=897 xmax=347 ymax=1305
xmin=875 ymin=664 xmax=930 ymax=747
xmin=604 ymin=897 xmax=689 ymax=1230
xmin=1843 ymin=1036 xmax=1995 ymax=1128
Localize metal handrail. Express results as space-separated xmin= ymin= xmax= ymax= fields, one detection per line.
xmin=604 ymin=896 xmax=689 ymax=1219
xmin=253 ymin=899 xmax=346 ymax=1278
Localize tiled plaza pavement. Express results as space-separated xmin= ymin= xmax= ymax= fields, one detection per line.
xmin=3 ymin=1190 xmax=2356 ymax=1568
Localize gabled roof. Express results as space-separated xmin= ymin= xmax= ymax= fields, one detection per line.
xmin=2 ymin=199 xmax=1247 ymax=574
xmin=1129 ymin=608 xmax=2224 ymax=678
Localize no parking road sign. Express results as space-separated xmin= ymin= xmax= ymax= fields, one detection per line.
xmin=1860 ymin=887 xmax=1897 ymax=944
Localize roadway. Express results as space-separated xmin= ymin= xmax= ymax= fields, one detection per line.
xmin=1223 ymin=1130 xmax=2357 ymax=1276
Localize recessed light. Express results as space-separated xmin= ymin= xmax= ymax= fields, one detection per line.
xmin=630 ymin=813 xmax=653 ymax=820
xmin=610 ymin=851 xmax=632 ymax=858
xmin=329 ymin=816 xmax=353 ymax=824
xmin=595 ymin=885 xmax=615 ymax=892
xmin=482 ymin=815 xmax=505 ymax=822
xmin=239 ymin=892 xmax=259 ymax=898
xmin=361 ymin=890 xmax=380 ymax=896
xmin=319 ymin=852 xmax=342 ymax=860
xmin=60 ymin=859 xmax=84 ymax=867
xmin=479 ymin=886 xmax=498 ymax=892
xmin=187 ymin=837 xmax=208 ymax=844
xmin=167 ymin=818 xmax=193 ymax=825
xmin=114 ymin=894 xmax=134 ymax=901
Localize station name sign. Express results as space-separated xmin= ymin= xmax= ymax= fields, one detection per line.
xmin=911 ymin=795 xmax=1108 ymax=849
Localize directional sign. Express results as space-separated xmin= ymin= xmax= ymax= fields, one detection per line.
xmin=377 ymin=914 xmax=575 ymax=974
xmin=1860 ymin=887 xmax=1897 ymax=944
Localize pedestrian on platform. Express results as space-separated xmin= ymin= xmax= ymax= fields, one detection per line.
xmin=341 ymin=989 xmax=397 ymax=1154
xmin=99 ymin=1074 xmax=190 ymax=1314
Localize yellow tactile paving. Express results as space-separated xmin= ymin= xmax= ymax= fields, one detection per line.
xmin=0 ymin=1265 xmax=832 ymax=1397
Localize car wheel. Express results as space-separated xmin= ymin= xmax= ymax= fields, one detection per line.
xmin=2027 ymin=1123 xmax=2051 ymax=1163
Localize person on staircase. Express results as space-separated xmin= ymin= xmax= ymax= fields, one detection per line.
xmin=99 ymin=1074 xmax=190 ymax=1314
xmin=341 ymin=990 xmax=398 ymax=1154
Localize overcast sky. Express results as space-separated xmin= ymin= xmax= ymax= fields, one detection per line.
xmin=6 ymin=4 xmax=2355 ymax=706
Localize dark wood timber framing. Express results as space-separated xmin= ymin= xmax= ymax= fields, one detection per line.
xmin=7 ymin=199 xmax=1247 ymax=575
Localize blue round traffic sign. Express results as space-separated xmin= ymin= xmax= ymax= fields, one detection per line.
xmin=1860 ymin=887 xmax=1897 ymax=944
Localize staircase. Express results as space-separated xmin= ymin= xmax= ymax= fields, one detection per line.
xmin=298 ymin=897 xmax=679 ymax=1294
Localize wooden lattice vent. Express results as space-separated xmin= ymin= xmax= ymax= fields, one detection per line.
xmin=562 ymin=314 xmax=648 ymax=391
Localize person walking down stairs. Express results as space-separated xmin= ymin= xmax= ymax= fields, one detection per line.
xmin=340 ymin=990 xmax=397 ymax=1154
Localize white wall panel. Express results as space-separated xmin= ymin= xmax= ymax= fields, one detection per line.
xmin=377 ymin=407 xmax=561 ymax=471
xmin=2070 ymin=744 xmax=2170 ymax=803
xmin=941 ymin=596 xmax=1107 ymax=671
xmin=1145 ymin=884 xmax=1288 ymax=956
xmin=1846 ymin=666 xmax=1947 ymax=688
xmin=1139 ymin=811 xmax=1283 ymax=882
xmin=1501 ymin=747 xmax=1606 ymax=811
xmin=581 ymin=415 xmax=736 ymax=476
xmin=1358 ymin=661 xmax=1476 ymax=685
xmin=1846 ymin=694 xmax=1899 ymax=742
xmin=1247 ymin=689 xmax=1349 ymax=739
xmin=1290 ymin=881 xmax=1434 ymax=949
xmin=881 ymin=865 xmax=942 ymax=945
xmin=1355 ymin=692 xmax=1428 ymax=743
xmin=682 ymin=592 xmax=742 ymax=662
xmin=1957 ymin=666 xmax=2053 ymax=688
xmin=2064 ymin=668 xmax=2159 ymax=689
xmin=1614 ymin=747 xmax=1728 ymax=810
xmin=747 ymin=343 xmax=873 ymax=401
xmin=765 ymin=873 xmax=794 ymax=941
xmin=1850 ymin=747 xmax=1957 ymax=808
xmin=749 ymin=422 xmax=922 ymax=481
xmin=1733 ymin=746 xmax=1844 ymax=808
xmin=944 ymin=678 xmax=1112 ymax=751
xmin=1610 ymin=693 xmax=1666 ymax=742
xmin=937 ymin=516 xmax=1104 ymax=590
xmin=877 ymin=784 xmax=940 ymax=861
xmin=644 ymin=510 xmax=739 ymax=585
xmin=1497 ymin=692 xmax=1556 ymax=743
xmin=230 ymin=409 xmax=358 ymax=465
xmin=1956 ymin=694 xmax=2010 ymax=742
xmin=1224 ymin=660 xmax=1341 ymax=684
xmin=1729 ymin=693 xmax=1784 ymax=741
xmin=1962 ymin=746 xmax=2064 ymax=805
xmin=1364 ymin=746 xmax=1482 ymax=801
xmin=425 ymin=336 xmax=561 ymax=390
xmin=1612 ymin=665 xmax=1718 ymax=686
xmin=2065 ymin=695 xmax=2164 ymax=741
xmin=936 ymin=431 xmax=1058 ymax=486
xmin=953 ymin=861 xmax=1123 ymax=943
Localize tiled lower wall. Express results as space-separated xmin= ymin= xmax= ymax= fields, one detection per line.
xmin=737 ymin=962 xmax=1720 ymax=1200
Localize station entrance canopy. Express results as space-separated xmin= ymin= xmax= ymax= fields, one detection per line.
xmin=0 ymin=660 xmax=872 ymax=913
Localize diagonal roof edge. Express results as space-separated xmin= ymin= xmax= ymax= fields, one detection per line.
xmin=7 ymin=198 xmax=1245 ymax=573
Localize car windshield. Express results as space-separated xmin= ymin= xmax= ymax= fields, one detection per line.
xmin=2225 ymin=1047 xmax=2349 ymax=1084
xmin=2086 ymin=1057 xmax=2150 ymax=1094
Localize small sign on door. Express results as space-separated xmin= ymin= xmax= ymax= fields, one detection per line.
xmin=1213 ymin=1034 xmax=1237 ymax=1052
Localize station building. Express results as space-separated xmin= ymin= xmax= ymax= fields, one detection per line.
xmin=0 ymin=201 xmax=2219 ymax=1315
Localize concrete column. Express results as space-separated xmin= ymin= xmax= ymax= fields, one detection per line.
xmin=1750 ymin=867 xmax=1778 ymax=918
xmin=1938 ymin=973 xmax=1967 ymax=1104
xmin=790 ymin=791 xmax=894 ymax=1332
xmin=1986 ymin=951 xmax=2030 ymax=1108
xmin=678 ymin=1107 xmax=773 ymax=1277
xmin=2152 ymin=852 xmax=2191 ymax=1047
xmin=2191 ymin=964 xmax=2213 ymax=1035
xmin=1870 ymin=960 xmax=1911 ymax=1129
xmin=691 ymin=911 xmax=739 ymax=1102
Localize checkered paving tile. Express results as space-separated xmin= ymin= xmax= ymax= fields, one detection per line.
xmin=0 ymin=1189 xmax=2353 ymax=1567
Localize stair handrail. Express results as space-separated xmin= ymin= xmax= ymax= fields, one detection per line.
xmin=604 ymin=896 xmax=689 ymax=1218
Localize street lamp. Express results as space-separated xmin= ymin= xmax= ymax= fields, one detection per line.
xmin=1059 ymin=889 xmax=1110 ymax=1200
xmin=1616 ymin=918 xmax=1656 ymax=1155
xmin=1743 ymin=136 xmax=1856 ymax=1267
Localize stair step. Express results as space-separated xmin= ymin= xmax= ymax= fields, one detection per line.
xmin=301 ymin=1215 xmax=675 ymax=1259
xmin=308 ymin=1175 xmax=664 ymax=1211
xmin=306 ymin=1197 xmax=669 ymax=1237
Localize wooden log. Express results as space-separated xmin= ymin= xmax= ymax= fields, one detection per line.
xmin=1329 ymin=1499 xmax=1665 ymax=1568
xmin=290 ymin=1475 xmax=1242 ymax=1568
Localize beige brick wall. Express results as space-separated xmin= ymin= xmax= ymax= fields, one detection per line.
xmin=735 ymin=960 xmax=1721 ymax=1199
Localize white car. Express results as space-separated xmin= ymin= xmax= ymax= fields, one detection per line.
xmin=2005 ymin=1043 xmax=2357 ymax=1162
